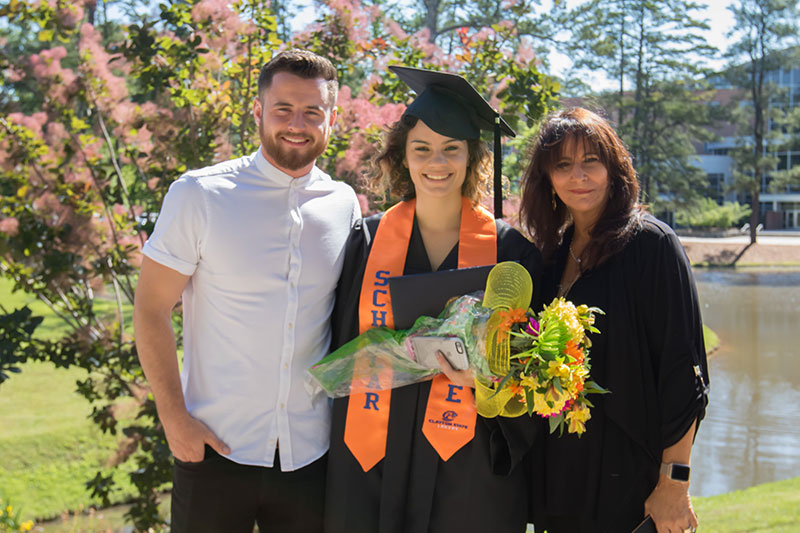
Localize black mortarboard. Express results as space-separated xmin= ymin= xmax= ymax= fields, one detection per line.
xmin=389 ymin=66 xmax=516 ymax=219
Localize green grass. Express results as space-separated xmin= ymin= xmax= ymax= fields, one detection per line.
xmin=0 ymin=361 xmax=138 ymax=522
xmin=703 ymin=324 xmax=720 ymax=355
xmin=0 ymin=277 xmax=151 ymax=524
xmin=693 ymin=477 xmax=800 ymax=532
xmin=0 ymin=277 xmax=134 ymax=340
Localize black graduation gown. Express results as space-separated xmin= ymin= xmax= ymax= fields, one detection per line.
xmin=324 ymin=213 xmax=544 ymax=533
xmin=528 ymin=215 xmax=710 ymax=533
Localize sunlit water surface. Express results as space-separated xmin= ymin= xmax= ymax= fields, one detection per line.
xmin=691 ymin=268 xmax=800 ymax=497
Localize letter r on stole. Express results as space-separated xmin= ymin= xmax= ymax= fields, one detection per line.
xmin=364 ymin=392 xmax=380 ymax=410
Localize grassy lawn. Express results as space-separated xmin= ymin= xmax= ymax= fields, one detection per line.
xmin=703 ymin=324 xmax=719 ymax=354
xmin=693 ymin=476 xmax=800 ymax=532
xmin=0 ymin=361 xmax=138 ymax=522
xmin=0 ymin=277 xmax=133 ymax=340
xmin=1 ymin=278 xmax=138 ymax=522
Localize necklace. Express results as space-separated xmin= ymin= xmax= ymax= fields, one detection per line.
xmin=569 ymin=244 xmax=582 ymax=265
xmin=559 ymin=244 xmax=583 ymax=297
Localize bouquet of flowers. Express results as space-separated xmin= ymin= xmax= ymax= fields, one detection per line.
xmin=308 ymin=261 xmax=608 ymax=436
xmin=474 ymin=262 xmax=608 ymax=435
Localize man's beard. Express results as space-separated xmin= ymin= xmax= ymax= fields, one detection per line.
xmin=260 ymin=120 xmax=327 ymax=172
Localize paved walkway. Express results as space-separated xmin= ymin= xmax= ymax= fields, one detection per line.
xmin=680 ymin=235 xmax=800 ymax=246
xmin=678 ymin=235 xmax=800 ymax=265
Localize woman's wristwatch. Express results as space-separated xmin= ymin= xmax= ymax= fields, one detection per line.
xmin=660 ymin=462 xmax=691 ymax=482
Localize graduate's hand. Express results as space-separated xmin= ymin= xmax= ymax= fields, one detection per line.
xmin=436 ymin=351 xmax=475 ymax=388
xmin=644 ymin=477 xmax=698 ymax=533
xmin=163 ymin=411 xmax=231 ymax=463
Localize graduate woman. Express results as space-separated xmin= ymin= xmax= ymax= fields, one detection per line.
xmin=323 ymin=67 xmax=542 ymax=533
xmin=520 ymin=108 xmax=709 ymax=533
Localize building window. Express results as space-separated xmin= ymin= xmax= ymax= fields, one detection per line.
xmin=707 ymin=173 xmax=724 ymax=203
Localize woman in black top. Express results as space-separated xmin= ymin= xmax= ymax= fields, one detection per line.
xmin=519 ymin=108 xmax=709 ymax=533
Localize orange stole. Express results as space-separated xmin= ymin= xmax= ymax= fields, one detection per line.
xmin=343 ymin=197 xmax=497 ymax=471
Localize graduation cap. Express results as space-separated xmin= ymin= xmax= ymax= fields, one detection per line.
xmin=389 ymin=65 xmax=516 ymax=219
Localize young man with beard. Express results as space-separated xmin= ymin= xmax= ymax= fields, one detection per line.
xmin=133 ymin=49 xmax=360 ymax=533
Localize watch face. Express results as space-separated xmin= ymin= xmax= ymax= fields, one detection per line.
xmin=671 ymin=464 xmax=691 ymax=482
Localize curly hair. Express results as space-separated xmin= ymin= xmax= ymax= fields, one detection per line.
xmin=519 ymin=107 xmax=645 ymax=268
xmin=368 ymin=115 xmax=493 ymax=204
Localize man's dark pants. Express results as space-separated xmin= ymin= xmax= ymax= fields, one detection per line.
xmin=171 ymin=446 xmax=327 ymax=533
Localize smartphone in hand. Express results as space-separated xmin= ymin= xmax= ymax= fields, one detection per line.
xmin=632 ymin=516 xmax=656 ymax=533
xmin=408 ymin=336 xmax=469 ymax=371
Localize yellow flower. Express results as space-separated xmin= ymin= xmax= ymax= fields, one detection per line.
xmin=566 ymin=404 xmax=591 ymax=435
xmin=546 ymin=298 xmax=584 ymax=340
xmin=6 ymin=505 xmax=12 ymax=514
xmin=533 ymin=385 xmax=568 ymax=416
xmin=562 ymin=364 xmax=589 ymax=398
xmin=519 ymin=373 xmax=538 ymax=390
xmin=20 ymin=520 xmax=34 ymax=532
xmin=547 ymin=359 xmax=570 ymax=380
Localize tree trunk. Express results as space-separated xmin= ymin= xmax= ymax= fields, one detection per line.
xmin=617 ymin=0 xmax=626 ymax=126
xmin=423 ymin=0 xmax=440 ymax=42
xmin=750 ymin=187 xmax=759 ymax=244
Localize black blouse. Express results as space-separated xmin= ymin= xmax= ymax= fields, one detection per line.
xmin=530 ymin=214 xmax=710 ymax=532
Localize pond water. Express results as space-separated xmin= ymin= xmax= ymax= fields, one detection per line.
xmin=691 ymin=268 xmax=800 ymax=497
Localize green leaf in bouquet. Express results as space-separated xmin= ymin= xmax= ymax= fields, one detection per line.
xmin=548 ymin=413 xmax=564 ymax=435
xmin=553 ymin=377 xmax=563 ymax=394
xmin=583 ymin=380 xmax=611 ymax=395
xmin=509 ymin=332 xmax=533 ymax=351
xmin=491 ymin=372 xmax=516 ymax=398
xmin=525 ymin=388 xmax=534 ymax=416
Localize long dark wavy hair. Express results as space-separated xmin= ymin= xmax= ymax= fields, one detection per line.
xmin=369 ymin=115 xmax=492 ymax=204
xmin=519 ymin=107 xmax=645 ymax=268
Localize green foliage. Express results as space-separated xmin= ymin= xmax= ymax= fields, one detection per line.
xmin=0 ymin=0 xmax=283 ymax=527
xmin=0 ymin=306 xmax=42 ymax=386
xmin=769 ymin=96 xmax=800 ymax=192
xmin=564 ymin=0 xmax=720 ymax=211
xmin=675 ymin=198 xmax=752 ymax=229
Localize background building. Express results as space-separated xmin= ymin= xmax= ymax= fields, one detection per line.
xmin=694 ymin=65 xmax=800 ymax=229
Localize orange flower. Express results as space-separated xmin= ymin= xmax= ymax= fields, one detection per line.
xmin=565 ymin=340 xmax=584 ymax=364
xmin=494 ymin=308 xmax=529 ymax=342
xmin=508 ymin=382 xmax=525 ymax=397
xmin=497 ymin=308 xmax=528 ymax=331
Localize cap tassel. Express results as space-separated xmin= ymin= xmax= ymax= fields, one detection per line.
xmin=493 ymin=116 xmax=503 ymax=219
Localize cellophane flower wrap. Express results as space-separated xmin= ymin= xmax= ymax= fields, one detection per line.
xmin=307 ymin=294 xmax=492 ymax=398
xmin=308 ymin=262 xmax=608 ymax=435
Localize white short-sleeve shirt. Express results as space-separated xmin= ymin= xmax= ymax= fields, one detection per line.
xmin=142 ymin=149 xmax=360 ymax=471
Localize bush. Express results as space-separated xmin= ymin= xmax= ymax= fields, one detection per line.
xmin=675 ymin=198 xmax=752 ymax=229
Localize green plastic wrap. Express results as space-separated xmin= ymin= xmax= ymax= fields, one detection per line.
xmin=307 ymin=292 xmax=492 ymax=398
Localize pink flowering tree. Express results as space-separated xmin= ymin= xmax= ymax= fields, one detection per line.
xmin=1 ymin=0 xmax=557 ymax=527
xmin=294 ymin=0 xmax=559 ymax=213
xmin=1 ymin=0 xmax=281 ymax=527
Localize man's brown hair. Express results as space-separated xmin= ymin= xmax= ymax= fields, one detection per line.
xmin=257 ymin=49 xmax=338 ymax=106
